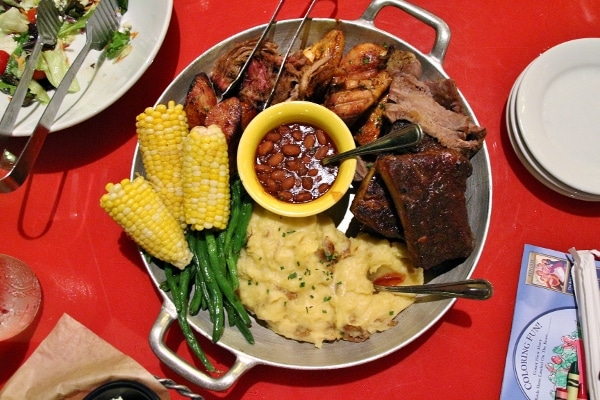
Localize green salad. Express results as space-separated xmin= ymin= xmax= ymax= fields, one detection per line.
xmin=0 ymin=0 xmax=130 ymax=106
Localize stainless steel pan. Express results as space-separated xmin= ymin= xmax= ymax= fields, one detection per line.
xmin=131 ymin=0 xmax=492 ymax=391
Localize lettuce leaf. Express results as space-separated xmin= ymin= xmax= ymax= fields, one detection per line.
xmin=0 ymin=7 xmax=29 ymax=34
xmin=38 ymin=48 xmax=80 ymax=92
xmin=105 ymin=29 xmax=131 ymax=60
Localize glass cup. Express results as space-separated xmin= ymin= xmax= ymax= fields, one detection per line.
xmin=0 ymin=254 xmax=42 ymax=341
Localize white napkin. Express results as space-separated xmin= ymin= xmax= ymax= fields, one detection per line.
xmin=569 ymin=248 xmax=600 ymax=400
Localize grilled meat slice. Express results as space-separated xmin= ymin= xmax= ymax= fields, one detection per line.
xmin=384 ymin=73 xmax=486 ymax=158
xmin=239 ymin=51 xmax=281 ymax=109
xmin=376 ymin=149 xmax=474 ymax=270
xmin=184 ymin=73 xmax=218 ymax=128
xmin=425 ymin=78 xmax=466 ymax=114
xmin=386 ymin=48 xmax=422 ymax=78
xmin=350 ymin=166 xmax=403 ymax=239
xmin=205 ymin=97 xmax=243 ymax=172
xmin=210 ymin=38 xmax=281 ymax=107
xmin=325 ymin=43 xmax=392 ymax=125
xmin=240 ymin=100 xmax=257 ymax=130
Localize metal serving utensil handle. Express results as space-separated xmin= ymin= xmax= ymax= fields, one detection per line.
xmin=357 ymin=0 xmax=451 ymax=66
xmin=321 ymin=123 xmax=423 ymax=165
xmin=374 ymin=279 xmax=494 ymax=300
xmin=0 ymin=30 xmax=94 ymax=193
xmin=149 ymin=303 xmax=258 ymax=392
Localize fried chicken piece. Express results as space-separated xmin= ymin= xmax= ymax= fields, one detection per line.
xmin=324 ymin=43 xmax=392 ymax=125
xmin=272 ymin=29 xmax=345 ymax=104
xmin=353 ymin=94 xmax=388 ymax=146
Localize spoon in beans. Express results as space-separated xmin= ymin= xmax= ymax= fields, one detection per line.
xmin=321 ymin=123 xmax=424 ymax=166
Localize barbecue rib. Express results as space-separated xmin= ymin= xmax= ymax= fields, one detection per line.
xmin=349 ymin=166 xmax=404 ymax=239
xmin=376 ymin=149 xmax=474 ymax=270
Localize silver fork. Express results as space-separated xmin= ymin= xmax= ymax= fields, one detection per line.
xmin=0 ymin=0 xmax=120 ymax=193
xmin=0 ymin=0 xmax=61 ymax=154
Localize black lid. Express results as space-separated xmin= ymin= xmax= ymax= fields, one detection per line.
xmin=83 ymin=380 xmax=161 ymax=400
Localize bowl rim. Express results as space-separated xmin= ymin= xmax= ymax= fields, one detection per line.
xmin=237 ymin=101 xmax=356 ymax=217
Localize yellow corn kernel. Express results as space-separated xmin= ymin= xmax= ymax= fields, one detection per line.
xmin=100 ymin=176 xmax=193 ymax=270
xmin=136 ymin=101 xmax=189 ymax=228
xmin=183 ymin=125 xmax=230 ymax=231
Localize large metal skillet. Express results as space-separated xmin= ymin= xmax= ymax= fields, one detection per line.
xmin=130 ymin=0 xmax=492 ymax=391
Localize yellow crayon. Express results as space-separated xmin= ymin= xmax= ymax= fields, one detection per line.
xmin=567 ymin=361 xmax=580 ymax=400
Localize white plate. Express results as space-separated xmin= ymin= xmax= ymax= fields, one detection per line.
xmin=2 ymin=0 xmax=173 ymax=136
xmin=507 ymin=67 xmax=600 ymax=201
xmin=515 ymin=38 xmax=600 ymax=196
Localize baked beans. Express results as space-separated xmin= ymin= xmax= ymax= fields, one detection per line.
xmin=254 ymin=123 xmax=338 ymax=203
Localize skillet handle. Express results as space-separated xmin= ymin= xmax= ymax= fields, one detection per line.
xmin=358 ymin=0 xmax=451 ymax=66
xmin=149 ymin=303 xmax=258 ymax=392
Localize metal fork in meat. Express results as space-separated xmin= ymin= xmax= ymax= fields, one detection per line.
xmin=0 ymin=0 xmax=120 ymax=193
xmin=261 ymin=0 xmax=318 ymax=110
xmin=0 ymin=0 xmax=61 ymax=153
xmin=217 ymin=0 xmax=318 ymax=108
xmin=217 ymin=0 xmax=286 ymax=102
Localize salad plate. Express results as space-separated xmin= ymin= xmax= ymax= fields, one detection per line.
xmin=1 ymin=0 xmax=173 ymax=136
xmin=514 ymin=38 xmax=600 ymax=197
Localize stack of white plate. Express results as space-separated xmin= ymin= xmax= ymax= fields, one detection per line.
xmin=506 ymin=38 xmax=600 ymax=201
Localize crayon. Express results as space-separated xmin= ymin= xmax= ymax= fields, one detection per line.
xmin=567 ymin=361 xmax=580 ymax=400
xmin=555 ymin=387 xmax=568 ymax=400
xmin=576 ymin=339 xmax=588 ymax=400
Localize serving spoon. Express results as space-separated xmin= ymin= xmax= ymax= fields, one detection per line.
xmin=321 ymin=123 xmax=424 ymax=165
xmin=373 ymin=278 xmax=493 ymax=300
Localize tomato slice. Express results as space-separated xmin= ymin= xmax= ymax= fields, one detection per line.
xmin=32 ymin=70 xmax=46 ymax=81
xmin=0 ymin=50 xmax=10 ymax=74
xmin=25 ymin=8 xmax=37 ymax=24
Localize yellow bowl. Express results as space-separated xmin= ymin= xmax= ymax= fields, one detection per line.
xmin=237 ymin=101 xmax=356 ymax=217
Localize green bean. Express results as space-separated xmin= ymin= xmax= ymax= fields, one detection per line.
xmin=205 ymin=233 xmax=251 ymax=327
xmin=176 ymin=311 xmax=216 ymax=372
xmin=188 ymin=258 xmax=203 ymax=316
xmin=223 ymin=178 xmax=242 ymax=255
xmin=190 ymin=260 xmax=213 ymax=315
xmin=164 ymin=264 xmax=182 ymax=313
xmin=226 ymin=198 xmax=253 ymax=289
xmin=195 ymin=233 xmax=225 ymax=342
xmin=224 ymin=301 xmax=254 ymax=344
xmin=164 ymin=262 xmax=216 ymax=373
xmin=186 ymin=234 xmax=205 ymax=316
xmin=178 ymin=264 xmax=193 ymax=309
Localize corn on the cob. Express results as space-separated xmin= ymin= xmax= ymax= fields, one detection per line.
xmin=183 ymin=125 xmax=230 ymax=231
xmin=100 ymin=176 xmax=193 ymax=270
xmin=136 ymin=101 xmax=189 ymax=228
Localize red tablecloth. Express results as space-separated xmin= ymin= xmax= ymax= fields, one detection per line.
xmin=2 ymin=0 xmax=600 ymax=398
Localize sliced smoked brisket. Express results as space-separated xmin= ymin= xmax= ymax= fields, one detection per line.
xmin=384 ymin=73 xmax=486 ymax=158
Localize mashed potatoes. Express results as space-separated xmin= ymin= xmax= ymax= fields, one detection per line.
xmin=237 ymin=206 xmax=424 ymax=348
